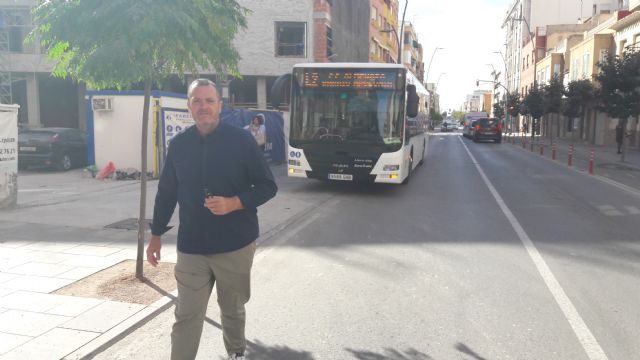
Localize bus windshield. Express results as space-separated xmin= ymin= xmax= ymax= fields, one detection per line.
xmin=290 ymin=68 xmax=405 ymax=151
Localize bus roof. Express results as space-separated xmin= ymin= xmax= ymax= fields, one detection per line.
xmin=293 ymin=63 xmax=405 ymax=69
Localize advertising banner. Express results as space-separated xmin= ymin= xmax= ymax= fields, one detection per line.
xmin=159 ymin=106 xmax=285 ymax=164
xmin=0 ymin=105 xmax=19 ymax=209
xmin=161 ymin=108 xmax=193 ymax=156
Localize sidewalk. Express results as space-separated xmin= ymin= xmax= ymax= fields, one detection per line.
xmin=504 ymin=132 xmax=640 ymax=193
xmin=0 ymin=164 xmax=315 ymax=359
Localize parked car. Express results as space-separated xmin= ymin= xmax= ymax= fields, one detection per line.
xmin=18 ymin=128 xmax=88 ymax=171
xmin=472 ymin=118 xmax=502 ymax=143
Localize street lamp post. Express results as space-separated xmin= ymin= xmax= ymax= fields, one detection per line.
xmin=494 ymin=50 xmax=512 ymax=133
xmin=435 ymin=72 xmax=446 ymax=92
xmin=425 ymin=47 xmax=444 ymax=85
xmin=434 ymin=72 xmax=446 ymax=114
xmin=381 ymin=0 xmax=409 ymax=64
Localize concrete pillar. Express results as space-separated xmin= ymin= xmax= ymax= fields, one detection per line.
xmin=257 ymin=77 xmax=267 ymax=110
xmin=26 ymin=73 xmax=41 ymax=127
xmin=77 ymin=82 xmax=87 ymax=132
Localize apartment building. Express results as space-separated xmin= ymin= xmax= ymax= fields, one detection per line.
xmin=369 ymin=0 xmax=400 ymax=64
xmin=402 ymin=22 xmax=425 ymax=82
xmin=502 ymin=1 xmax=628 ymax=96
xmin=0 ymin=1 xmax=82 ymax=129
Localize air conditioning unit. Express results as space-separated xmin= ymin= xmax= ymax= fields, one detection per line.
xmin=92 ymin=96 xmax=113 ymax=111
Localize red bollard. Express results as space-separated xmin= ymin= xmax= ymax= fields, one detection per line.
xmin=568 ymin=144 xmax=573 ymax=167
xmin=552 ymin=143 xmax=556 ymax=160
xmin=539 ymin=144 xmax=544 ymax=156
xmin=588 ymin=148 xmax=595 ymax=175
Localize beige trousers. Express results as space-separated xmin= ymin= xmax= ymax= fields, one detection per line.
xmin=171 ymin=242 xmax=256 ymax=360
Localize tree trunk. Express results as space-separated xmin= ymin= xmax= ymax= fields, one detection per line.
xmin=591 ymin=110 xmax=597 ymax=145
xmin=621 ymin=118 xmax=628 ymax=163
xmin=136 ymin=78 xmax=152 ymax=280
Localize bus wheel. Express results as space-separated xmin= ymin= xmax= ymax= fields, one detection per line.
xmin=402 ymin=153 xmax=413 ymax=185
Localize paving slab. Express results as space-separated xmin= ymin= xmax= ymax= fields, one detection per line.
xmin=1 ymin=275 xmax=75 ymax=293
xmin=6 ymin=262 xmax=77 ymax=277
xmin=0 ymin=310 xmax=71 ymax=337
xmin=0 ymin=273 xmax=18 ymax=284
xmin=0 ymin=332 xmax=31 ymax=354
xmin=56 ymin=266 xmax=102 ymax=280
xmin=1 ymin=328 xmax=100 ymax=360
xmin=0 ymin=291 xmax=103 ymax=316
xmin=60 ymin=301 xmax=145 ymax=333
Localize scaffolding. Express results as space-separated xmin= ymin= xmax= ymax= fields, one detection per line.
xmin=0 ymin=7 xmax=32 ymax=104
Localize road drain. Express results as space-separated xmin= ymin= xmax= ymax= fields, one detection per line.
xmin=104 ymin=218 xmax=151 ymax=230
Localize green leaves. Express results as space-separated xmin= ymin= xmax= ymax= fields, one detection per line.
xmin=506 ymin=93 xmax=520 ymax=117
xmin=523 ymin=84 xmax=544 ymax=119
xmin=29 ymin=0 xmax=248 ymax=89
xmin=542 ymin=75 xmax=564 ymax=115
xmin=595 ymin=48 xmax=640 ymax=120
xmin=563 ymin=80 xmax=594 ymax=118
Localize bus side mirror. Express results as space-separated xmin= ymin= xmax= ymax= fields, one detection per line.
xmin=270 ymin=73 xmax=292 ymax=109
xmin=406 ymin=84 xmax=419 ymax=118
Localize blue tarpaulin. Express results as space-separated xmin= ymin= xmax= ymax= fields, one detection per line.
xmin=220 ymin=107 xmax=286 ymax=164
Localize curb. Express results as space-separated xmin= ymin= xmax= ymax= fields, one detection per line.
xmin=505 ymin=135 xmax=640 ymax=199
xmin=63 ymin=289 xmax=178 ymax=360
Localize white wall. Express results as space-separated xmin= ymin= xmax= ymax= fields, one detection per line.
xmin=92 ymin=95 xmax=155 ymax=171
xmin=234 ymin=0 xmax=315 ymax=76
xmin=531 ymin=0 xmax=595 ymax=28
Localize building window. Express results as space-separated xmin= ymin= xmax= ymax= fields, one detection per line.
xmin=599 ymin=49 xmax=608 ymax=64
xmin=326 ymin=26 xmax=333 ymax=58
xmin=619 ymin=40 xmax=627 ymax=56
xmin=371 ymin=6 xmax=377 ymax=22
xmin=582 ymin=53 xmax=590 ymax=78
xmin=275 ymin=22 xmax=306 ymax=57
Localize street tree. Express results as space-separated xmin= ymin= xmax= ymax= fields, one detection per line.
xmin=452 ymin=110 xmax=465 ymax=122
xmin=596 ymin=48 xmax=640 ymax=158
xmin=562 ymin=79 xmax=595 ymax=140
xmin=430 ymin=108 xmax=443 ymax=122
xmin=523 ymin=84 xmax=544 ymax=140
xmin=493 ymin=100 xmax=505 ymax=120
xmin=542 ymin=75 xmax=564 ymax=141
xmin=29 ymin=0 xmax=248 ymax=279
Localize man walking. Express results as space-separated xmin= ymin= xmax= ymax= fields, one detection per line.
xmin=146 ymin=78 xmax=277 ymax=360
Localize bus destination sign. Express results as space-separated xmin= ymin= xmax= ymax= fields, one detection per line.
xmin=301 ymin=69 xmax=399 ymax=90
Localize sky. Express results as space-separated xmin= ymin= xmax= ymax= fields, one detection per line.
xmin=402 ymin=0 xmax=512 ymax=112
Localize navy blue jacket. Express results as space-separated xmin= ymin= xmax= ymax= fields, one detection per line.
xmin=151 ymin=123 xmax=277 ymax=254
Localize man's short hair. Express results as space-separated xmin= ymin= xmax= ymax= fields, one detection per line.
xmin=187 ymin=78 xmax=219 ymax=101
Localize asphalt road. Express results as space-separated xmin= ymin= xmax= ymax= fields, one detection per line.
xmin=93 ymin=132 xmax=640 ymax=360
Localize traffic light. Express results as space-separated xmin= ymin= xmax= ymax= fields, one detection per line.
xmin=476 ymin=80 xmax=479 ymax=86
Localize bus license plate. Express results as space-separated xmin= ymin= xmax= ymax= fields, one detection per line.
xmin=328 ymin=173 xmax=353 ymax=181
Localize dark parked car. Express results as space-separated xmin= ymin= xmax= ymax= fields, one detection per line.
xmin=441 ymin=121 xmax=457 ymax=132
xmin=18 ymin=128 xmax=88 ymax=171
xmin=472 ymin=118 xmax=502 ymax=143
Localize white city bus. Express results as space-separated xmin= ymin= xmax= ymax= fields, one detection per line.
xmin=286 ymin=63 xmax=429 ymax=184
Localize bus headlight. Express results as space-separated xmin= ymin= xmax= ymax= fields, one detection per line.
xmin=383 ymin=164 xmax=400 ymax=171
xmin=289 ymin=168 xmax=305 ymax=174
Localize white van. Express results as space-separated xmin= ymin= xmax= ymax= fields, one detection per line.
xmin=462 ymin=112 xmax=488 ymax=138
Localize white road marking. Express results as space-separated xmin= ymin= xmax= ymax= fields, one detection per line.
xmin=459 ymin=137 xmax=609 ymax=360
xmin=596 ymin=205 xmax=625 ymax=216
xmin=624 ymin=206 xmax=640 ymax=215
